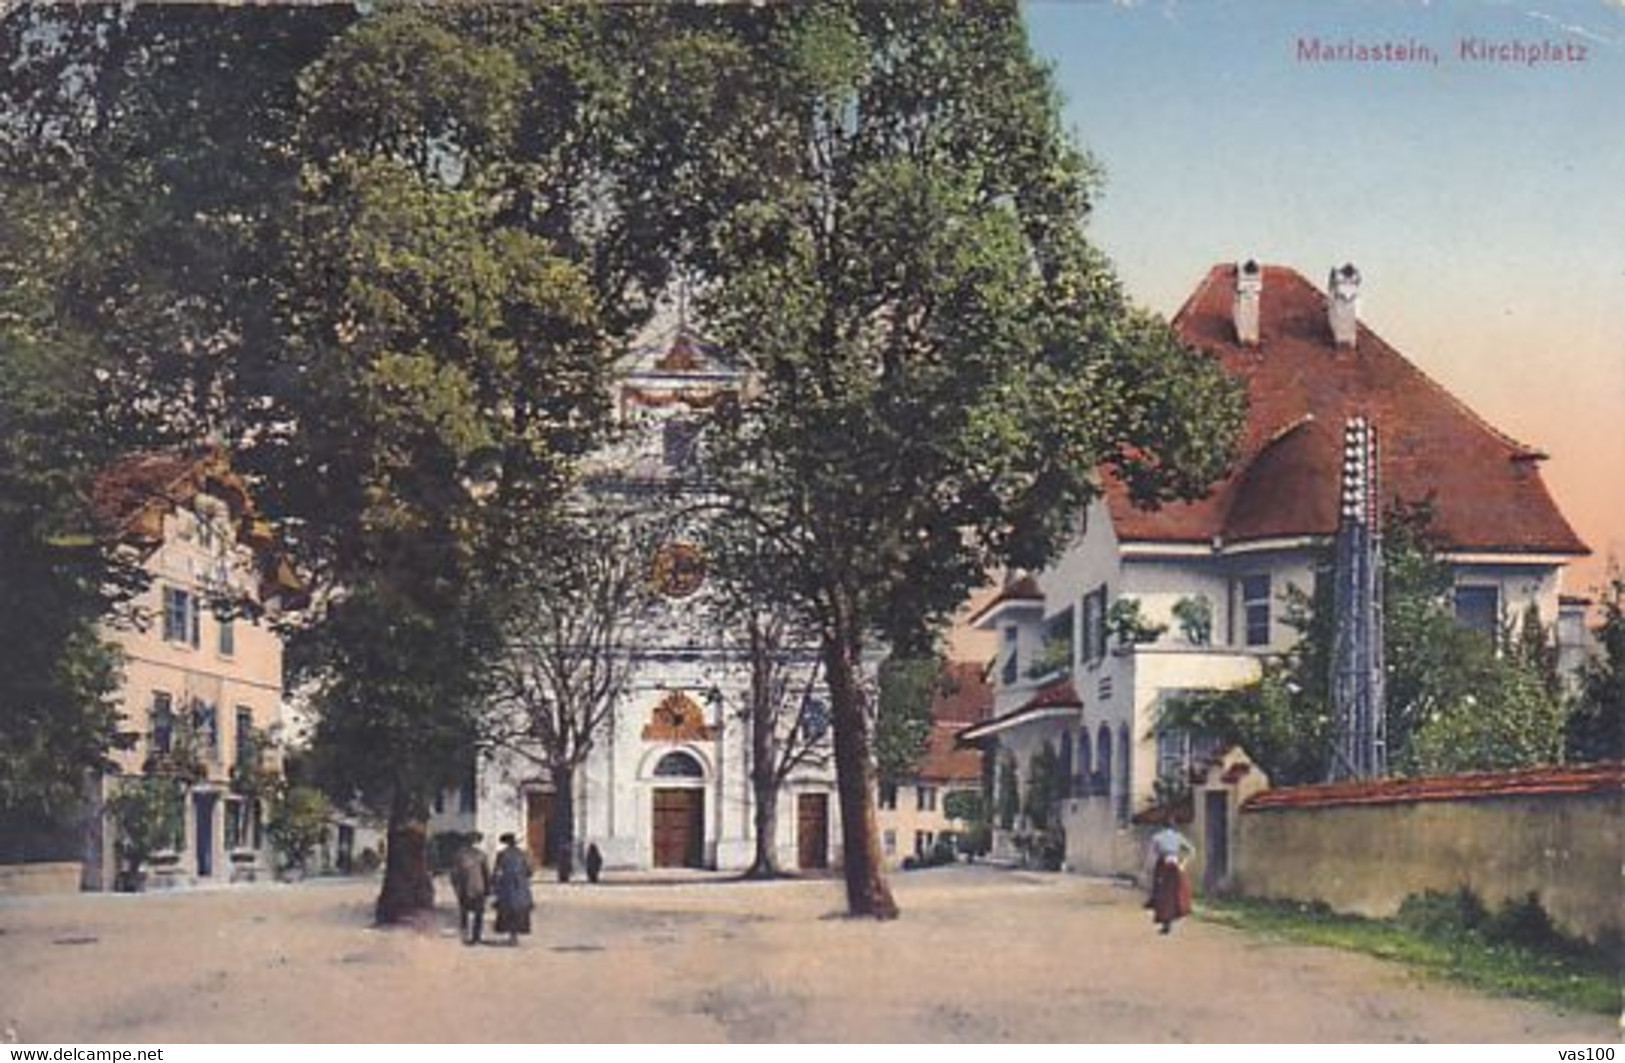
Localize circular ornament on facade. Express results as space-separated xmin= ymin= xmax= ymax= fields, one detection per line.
xmin=651 ymin=541 xmax=706 ymax=598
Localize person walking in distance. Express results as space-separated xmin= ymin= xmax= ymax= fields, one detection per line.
xmin=1145 ymin=821 xmax=1195 ymax=935
xmin=449 ymin=833 xmax=491 ymax=945
xmin=491 ymin=832 xmax=533 ymax=946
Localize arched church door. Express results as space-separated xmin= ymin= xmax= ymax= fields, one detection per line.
xmin=651 ymin=751 xmax=705 ymax=869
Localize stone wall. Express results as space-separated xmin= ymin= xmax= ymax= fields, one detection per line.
xmin=1223 ymin=763 xmax=1622 ymax=943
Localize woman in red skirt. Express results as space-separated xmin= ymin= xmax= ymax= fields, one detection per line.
xmin=1145 ymin=824 xmax=1195 ymax=934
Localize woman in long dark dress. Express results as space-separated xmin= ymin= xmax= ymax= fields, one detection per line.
xmin=491 ymin=832 xmax=533 ymax=945
xmin=1145 ymin=824 xmax=1195 ymax=935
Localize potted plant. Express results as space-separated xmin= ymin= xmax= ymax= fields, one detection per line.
xmin=1107 ymin=597 xmax=1167 ymax=649
xmin=267 ymin=784 xmax=331 ymax=881
xmin=1172 ymin=594 xmax=1214 ymax=646
xmin=106 ymin=776 xmax=185 ymax=892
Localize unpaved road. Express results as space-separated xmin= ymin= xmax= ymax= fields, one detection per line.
xmin=0 ymin=865 xmax=1615 ymax=1042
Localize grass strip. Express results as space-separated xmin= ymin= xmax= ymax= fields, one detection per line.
xmin=1197 ymin=895 xmax=1620 ymax=1016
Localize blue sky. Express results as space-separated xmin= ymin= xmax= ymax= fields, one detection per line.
xmin=1023 ymin=0 xmax=1625 ymax=589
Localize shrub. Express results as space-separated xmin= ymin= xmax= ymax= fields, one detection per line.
xmin=266 ymin=785 xmax=331 ymax=872
xmin=956 ymin=821 xmax=991 ymax=860
xmin=1486 ymin=892 xmax=1568 ymax=953
xmin=1397 ymin=887 xmax=1488 ymax=937
xmin=1172 ymin=595 xmax=1214 ymax=646
xmin=105 ymin=776 xmax=185 ymax=889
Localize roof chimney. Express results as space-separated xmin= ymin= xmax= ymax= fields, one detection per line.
xmin=1328 ymin=263 xmax=1361 ymax=348
xmin=1233 ymin=259 xmax=1262 ymax=346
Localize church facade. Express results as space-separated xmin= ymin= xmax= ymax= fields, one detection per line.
xmin=473 ymin=318 xmax=842 ymax=873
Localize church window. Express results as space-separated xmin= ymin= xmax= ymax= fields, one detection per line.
xmin=654 ymin=751 xmax=704 ymax=778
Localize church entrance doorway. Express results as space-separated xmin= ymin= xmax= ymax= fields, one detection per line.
xmin=651 ymin=788 xmax=704 ymax=868
xmin=526 ymin=791 xmax=558 ymax=869
xmin=797 ymin=793 xmax=829 ymax=870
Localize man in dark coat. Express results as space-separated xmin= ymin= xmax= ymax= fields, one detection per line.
xmin=449 ymin=833 xmax=491 ymax=945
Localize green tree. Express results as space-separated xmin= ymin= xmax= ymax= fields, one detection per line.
xmin=942 ymin=788 xmax=984 ymax=825
xmin=1 ymin=5 xmax=351 ymax=446
xmin=0 ymin=183 xmax=139 ymax=821
xmin=695 ymin=1 xmax=1242 ymax=918
xmin=0 ymin=3 xmax=342 ymax=828
xmin=1162 ymin=502 xmax=1570 ymax=782
xmin=1022 ymin=741 xmax=1064 ymax=833
xmin=873 ymin=657 xmax=939 ymax=788
xmin=105 ymin=776 xmax=184 ymax=891
xmin=1565 ymin=571 xmax=1624 ymax=763
xmin=266 ymin=8 xmax=694 ymax=922
xmin=267 ymin=784 xmax=332 ymax=875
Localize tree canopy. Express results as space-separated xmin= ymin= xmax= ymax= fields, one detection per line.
xmin=690 ymin=1 xmax=1244 ymax=916
xmin=1565 ymin=570 xmax=1624 ymax=763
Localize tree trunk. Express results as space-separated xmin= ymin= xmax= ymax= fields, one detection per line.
xmin=745 ymin=628 xmax=783 ymax=879
xmin=374 ymin=796 xmax=433 ymax=926
xmin=745 ymin=776 xmax=781 ymax=879
xmin=824 ymin=627 xmax=898 ymax=919
xmin=552 ymin=761 xmax=576 ymax=883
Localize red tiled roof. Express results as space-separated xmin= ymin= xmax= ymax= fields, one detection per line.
xmin=94 ymin=449 xmax=305 ymax=607
xmin=919 ymin=724 xmax=983 ymax=783
xmin=93 ymin=450 xmax=212 ymax=542
xmin=1106 ymin=264 xmax=1588 ymax=556
xmin=1020 ymin=676 xmax=1083 ymax=712
xmin=967 ymin=574 xmax=1045 ymax=626
xmin=929 ymin=661 xmax=994 ymax=726
xmin=1243 ymin=761 xmax=1622 ymax=813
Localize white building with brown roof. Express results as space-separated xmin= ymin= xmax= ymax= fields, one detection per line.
xmin=89 ymin=449 xmax=302 ymax=890
xmin=876 ymin=661 xmax=992 ymax=866
xmin=960 ymin=261 xmax=1589 ymax=877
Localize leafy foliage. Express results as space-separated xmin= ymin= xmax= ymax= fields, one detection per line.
xmin=1022 ymin=740 xmax=1065 ymax=833
xmin=873 ymin=657 xmax=938 ymax=786
xmin=258 ymin=7 xmax=701 ymax=915
xmin=1205 ymin=893 xmax=1617 ymax=1016
xmin=942 ymin=788 xmax=985 ymax=826
xmin=267 ymin=784 xmax=332 ymax=873
xmin=105 ymin=775 xmax=185 ymax=884
xmin=1107 ymin=597 xmax=1167 ymax=647
xmin=690 ymin=0 xmax=1242 ymax=917
xmin=1162 ymin=502 xmax=1569 ymax=782
xmin=1172 ymin=594 xmax=1214 ymax=646
xmin=1566 ymin=571 xmax=1624 ymax=762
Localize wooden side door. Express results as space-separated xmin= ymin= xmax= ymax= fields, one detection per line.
xmin=526 ymin=791 xmax=557 ymax=869
xmin=797 ymin=793 xmax=829 ymax=870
